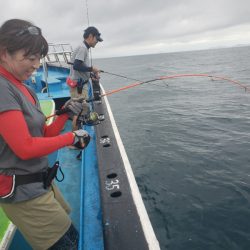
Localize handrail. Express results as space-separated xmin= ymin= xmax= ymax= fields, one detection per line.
xmin=45 ymin=43 xmax=73 ymax=65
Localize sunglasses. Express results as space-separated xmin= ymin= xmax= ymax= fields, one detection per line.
xmin=16 ymin=26 xmax=41 ymax=37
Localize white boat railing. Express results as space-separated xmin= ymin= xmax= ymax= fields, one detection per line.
xmin=45 ymin=43 xmax=73 ymax=66
xmin=38 ymin=43 xmax=72 ymax=95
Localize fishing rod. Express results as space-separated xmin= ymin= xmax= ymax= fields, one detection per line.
xmin=46 ymin=73 xmax=250 ymax=120
xmin=100 ymin=70 xmax=170 ymax=89
xmin=100 ymin=73 xmax=250 ymax=97
xmin=100 ymin=70 xmax=141 ymax=82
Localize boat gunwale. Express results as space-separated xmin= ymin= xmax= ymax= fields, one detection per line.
xmin=93 ymin=83 xmax=160 ymax=249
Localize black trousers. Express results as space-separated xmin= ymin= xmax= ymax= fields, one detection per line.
xmin=48 ymin=223 xmax=79 ymax=250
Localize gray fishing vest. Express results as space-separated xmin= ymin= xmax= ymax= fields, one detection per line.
xmin=0 ymin=76 xmax=49 ymax=203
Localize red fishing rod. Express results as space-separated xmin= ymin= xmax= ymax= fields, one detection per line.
xmin=46 ymin=72 xmax=250 ymax=120
xmin=100 ymin=72 xmax=250 ymax=97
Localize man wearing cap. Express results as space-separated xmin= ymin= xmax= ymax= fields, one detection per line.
xmin=67 ymin=26 xmax=103 ymax=130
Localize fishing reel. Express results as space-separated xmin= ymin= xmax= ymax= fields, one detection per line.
xmin=76 ymin=111 xmax=104 ymax=126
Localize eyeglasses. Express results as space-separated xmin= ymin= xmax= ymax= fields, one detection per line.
xmin=16 ymin=26 xmax=41 ymax=37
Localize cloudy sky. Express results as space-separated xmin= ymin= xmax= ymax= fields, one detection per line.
xmin=1 ymin=0 xmax=250 ymax=58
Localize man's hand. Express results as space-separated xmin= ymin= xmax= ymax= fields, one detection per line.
xmin=59 ymin=98 xmax=85 ymax=118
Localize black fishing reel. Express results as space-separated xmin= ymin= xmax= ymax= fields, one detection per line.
xmin=76 ymin=111 xmax=104 ymax=126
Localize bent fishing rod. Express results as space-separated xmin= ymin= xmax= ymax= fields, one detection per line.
xmin=99 ymin=71 xmax=250 ymax=97
xmin=46 ymin=72 xmax=250 ymax=119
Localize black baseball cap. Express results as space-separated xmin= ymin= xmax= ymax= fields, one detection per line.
xmin=84 ymin=26 xmax=103 ymax=42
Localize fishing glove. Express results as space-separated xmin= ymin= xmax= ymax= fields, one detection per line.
xmin=56 ymin=98 xmax=85 ymax=118
xmin=73 ymin=129 xmax=90 ymax=149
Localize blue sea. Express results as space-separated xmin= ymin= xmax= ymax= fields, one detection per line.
xmin=95 ymin=46 xmax=250 ymax=250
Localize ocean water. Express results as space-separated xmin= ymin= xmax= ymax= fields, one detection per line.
xmin=95 ymin=46 xmax=250 ymax=250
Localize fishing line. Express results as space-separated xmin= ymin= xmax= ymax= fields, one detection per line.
xmin=85 ymin=0 xmax=90 ymax=26
xmin=84 ymin=0 xmax=93 ymax=67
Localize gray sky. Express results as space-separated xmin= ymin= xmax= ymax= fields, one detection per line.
xmin=1 ymin=0 xmax=250 ymax=58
